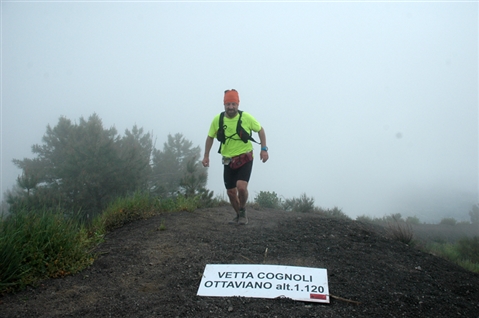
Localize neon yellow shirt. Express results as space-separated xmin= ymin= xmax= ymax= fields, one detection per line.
xmin=208 ymin=111 xmax=262 ymax=158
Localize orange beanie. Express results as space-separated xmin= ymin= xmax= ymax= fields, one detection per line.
xmin=224 ymin=89 xmax=240 ymax=104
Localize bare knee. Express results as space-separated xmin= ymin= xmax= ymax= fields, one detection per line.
xmin=227 ymin=188 xmax=237 ymax=198
xmin=236 ymin=181 xmax=248 ymax=195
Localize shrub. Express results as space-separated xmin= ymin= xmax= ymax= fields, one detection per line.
xmin=157 ymin=197 xmax=178 ymax=212
xmin=322 ymin=206 xmax=351 ymax=220
xmin=196 ymin=188 xmax=220 ymax=208
xmin=282 ymin=193 xmax=315 ymax=213
xmin=439 ymin=217 xmax=457 ymax=226
xmin=0 ymin=190 xmax=217 ymax=295
xmin=254 ymin=191 xmax=282 ymax=209
xmin=356 ymin=215 xmax=376 ymax=223
xmin=456 ymin=236 xmax=479 ymax=263
xmin=427 ymin=242 xmax=460 ymax=261
xmin=387 ymin=216 xmax=414 ymax=245
xmin=174 ymin=194 xmax=199 ymax=212
xmin=406 ymin=216 xmax=421 ymax=224
xmin=382 ymin=213 xmax=403 ymax=223
xmin=357 ymin=214 xmax=397 ymax=225
xmin=424 ymin=241 xmax=479 ymax=273
xmin=0 ymin=208 xmax=96 ymax=294
xmin=92 ymin=191 xmax=158 ymax=233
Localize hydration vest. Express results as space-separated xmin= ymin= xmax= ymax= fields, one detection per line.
xmin=216 ymin=110 xmax=259 ymax=153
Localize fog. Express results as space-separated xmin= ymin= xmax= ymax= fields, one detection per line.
xmin=1 ymin=2 xmax=477 ymax=223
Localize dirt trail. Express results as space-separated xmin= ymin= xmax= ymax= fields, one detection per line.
xmin=2 ymin=207 xmax=478 ymax=317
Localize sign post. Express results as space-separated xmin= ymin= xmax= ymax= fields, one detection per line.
xmin=197 ymin=264 xmax=330 ymax=303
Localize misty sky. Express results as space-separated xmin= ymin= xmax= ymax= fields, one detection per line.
xmin=1 ymin=1 xmax=477 ymax=223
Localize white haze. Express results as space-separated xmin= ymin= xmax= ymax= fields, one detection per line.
xmin=1 ymin=2 xmax=477 ymax=224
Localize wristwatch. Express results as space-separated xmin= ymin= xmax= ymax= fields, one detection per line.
xmin=261 ymin=146 xmax=268 ymax=152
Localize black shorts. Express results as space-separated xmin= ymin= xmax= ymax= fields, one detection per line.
xmin=223 ymin=160 xmax=253 ymax=189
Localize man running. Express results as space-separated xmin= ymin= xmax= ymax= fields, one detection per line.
xmin=202 ymin=89 xmax=269 ymax=225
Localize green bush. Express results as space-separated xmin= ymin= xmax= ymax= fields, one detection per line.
xmin=456 ymin=236 xmax=479 ymax=263
xmin=382 ymin=213 xmax=403 ymax=223
xmin=439 ymin=217 xmax=457 ymax=226
xmin=174 ymin=194 xmax=199 ymax=212
xmin=322 ymin=207 xmax=351 ymax=220
xmin=0 ymin=208 xmax=96 ymax=294
xmin=196 ymin=187 xmax=221 ymax=208
xmin=1 ymin=191 xmax=212 ymax=295
xmin=357 ymin=214 xmax=420 ymax=226
xmin=427 ymin=242 xmax=460 ymax=261
xmin=424 ymin=239 xmax=479 ymax=273
xmin=406 ymin=216 xmax=421 ymax=224
xmin=254 ymin=191 xmax=282 ymax=209
xmin=356 ymin=215 xmax=374 ymax=223
xmin=157 ymin=197 xmax=177 ymax=212
xmin=282 ymin=193 xmax=315 ymax=213
xmin=92 ymin=192 xmax=205 ymax=234
xmin=92 ymin=191 xmax=158 ymax=233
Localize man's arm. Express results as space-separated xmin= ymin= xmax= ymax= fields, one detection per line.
xmin=258 ymin=127 xmax=269 ymax=163
xmin=202 ymin=136 xmax=214 ymax=167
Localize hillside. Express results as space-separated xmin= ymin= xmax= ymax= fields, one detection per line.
xmin=1 ymin=207 xmax=478 ymax=317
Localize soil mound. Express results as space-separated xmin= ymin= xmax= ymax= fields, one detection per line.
xmin=2 ymin=207 xmax=478 ymax=317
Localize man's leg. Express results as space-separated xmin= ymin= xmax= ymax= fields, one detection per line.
xmin=237 ymin=180 xmax=249 ymax=225
xmin=224 ymin=165 xmax=240 ymax=224
xmin=227 ymin=187 xmax=240 ymax=214
xmin=224 ymin=160 xmax=253 ymax=225
xmin=237 ymin=180 xmax=249 ymax=210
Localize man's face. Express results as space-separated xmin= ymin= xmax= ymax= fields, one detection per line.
xmin=224 ymin=102 xmax=239 ymax=118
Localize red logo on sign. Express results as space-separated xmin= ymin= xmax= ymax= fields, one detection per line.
xmin=310 ymin=294 xmax=327 ymax=300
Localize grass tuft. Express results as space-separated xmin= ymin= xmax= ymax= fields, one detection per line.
xmin=0 ymin=191 xmax=205 ymax=295
xmin=425 ymin=239 xmax=479 ymax=273
xmin=387 ymin=216 xmax=414 ymax=245
xmin=91 ymin=191 xmax=158 ymax=234
xmin=0 ymin=208 xmax=97 ymax=294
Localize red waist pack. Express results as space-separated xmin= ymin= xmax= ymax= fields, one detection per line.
xmin=229 ymin=151 xmax=253 ymax=169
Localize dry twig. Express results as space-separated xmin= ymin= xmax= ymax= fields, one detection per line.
xmin=330 ymin=294 xmax=361 ymax=305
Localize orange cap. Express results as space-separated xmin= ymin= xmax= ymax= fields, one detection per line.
xmin=224 ymin=89 xmax=240 ymax=104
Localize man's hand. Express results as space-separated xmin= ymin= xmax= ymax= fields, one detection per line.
xmin=202 ymin=157 xmax=210 ymax=167
xmin=202 ymin=136 xmax=214 ymax=167
xmin=260 ymin=150 xmax=269 ymax=163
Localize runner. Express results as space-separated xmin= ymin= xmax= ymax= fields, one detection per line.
xmin=202 ymin=89 xmax=269 ymax=225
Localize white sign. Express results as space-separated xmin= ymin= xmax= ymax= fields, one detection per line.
xmin=197 ymin=264 xmax=330 ymax=303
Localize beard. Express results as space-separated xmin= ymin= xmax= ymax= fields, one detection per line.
xmin=226 ymin=108 xmax=238 ymax=117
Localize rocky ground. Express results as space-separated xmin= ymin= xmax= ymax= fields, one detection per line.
xmin=1 ymin=206 xmax=478 ymax=317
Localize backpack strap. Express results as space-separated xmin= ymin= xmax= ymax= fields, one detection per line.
xmin=217 ymin=110 xmax=259 ymax=154
xmin=217 ymin=112 xmax=226 ymax=154
xmin=237 ymin=111 xmax=260 ymax=145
